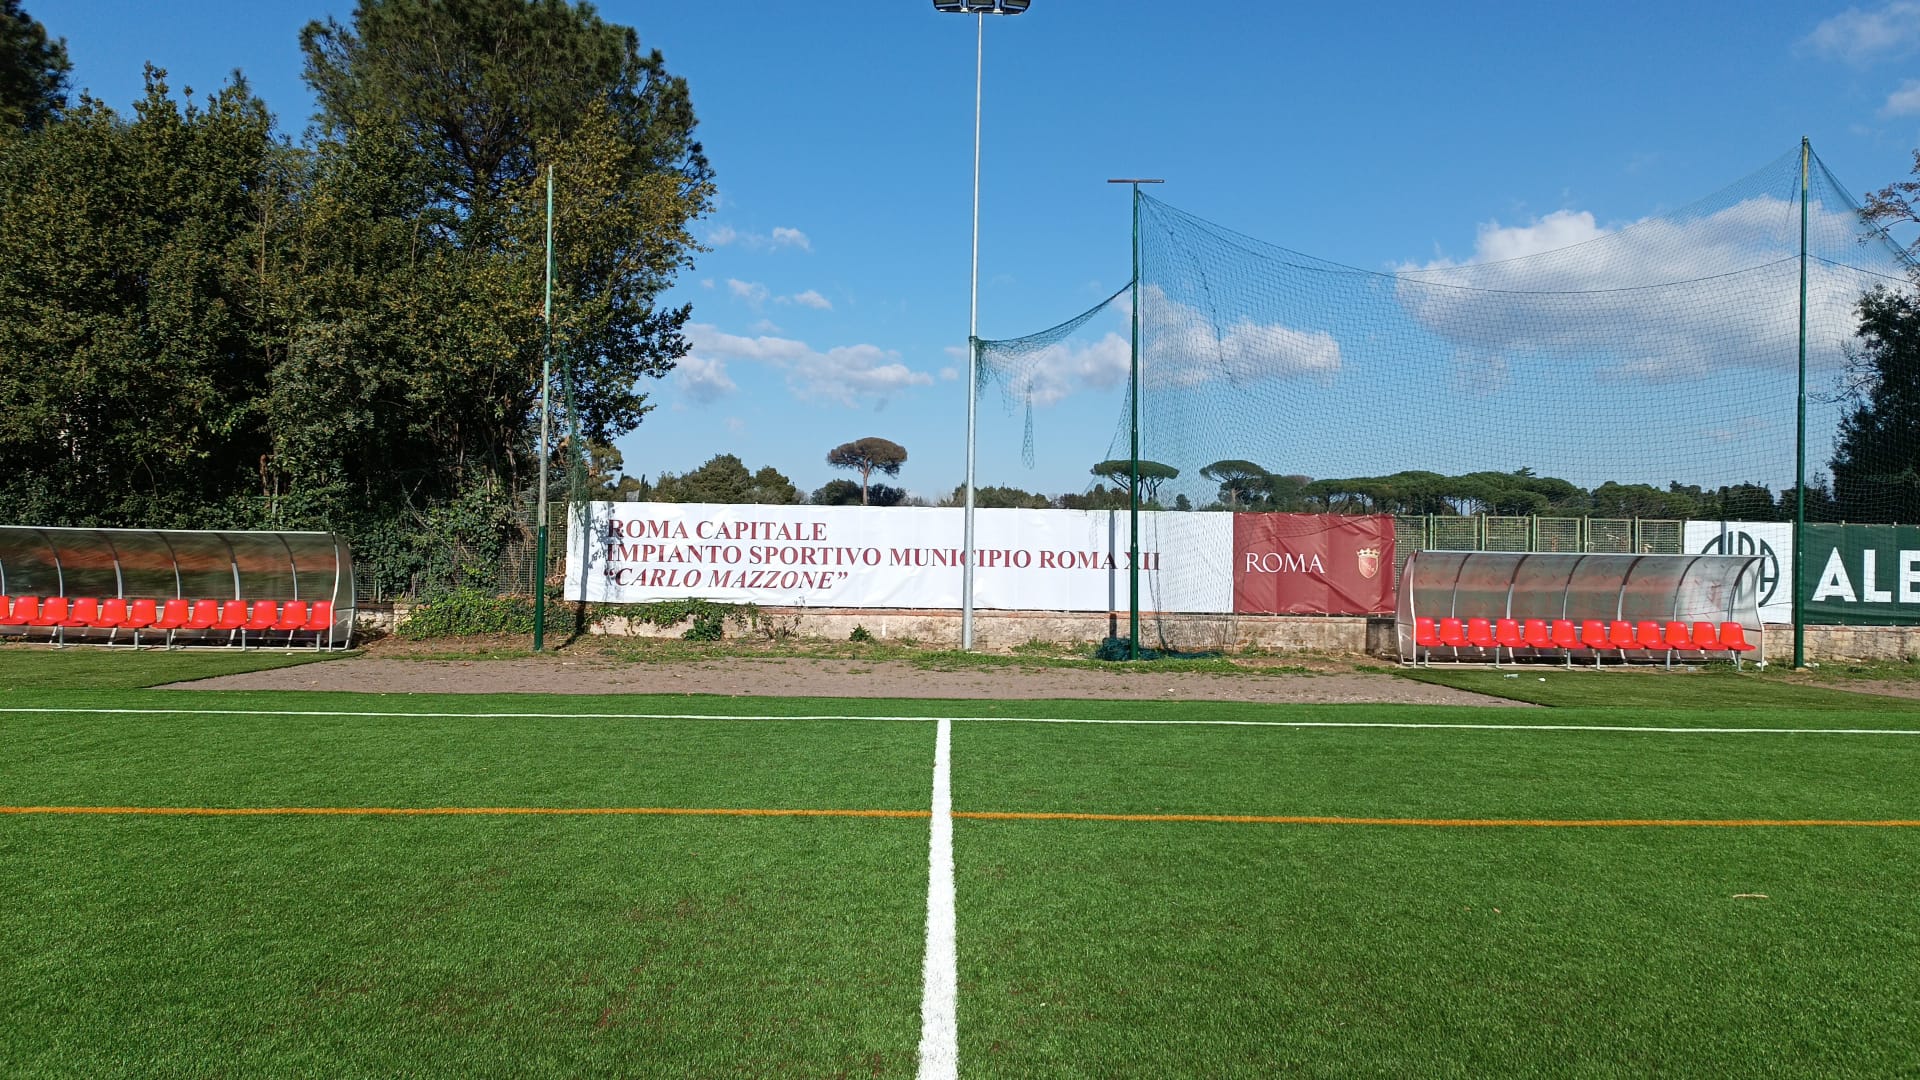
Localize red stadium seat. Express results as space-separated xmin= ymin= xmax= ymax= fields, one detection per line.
xmin=1578 ymin=620 xmax=1607 ymax=667
xmin=270 ymin=601 xmax=310 ymax=646
xmin=239 ymin=600 xmax=279 ymax=647
xmin=0 ymin=595 xmax=10 ymax=622
xmin=1467 ymin=617 xmax=1497 ymax=648
xmin=183 ymin=599 xmax=221 ymax=631
xmin=123 ymin=598 xmax=157 ymax=629
xmin=29 ymin=596 xmax=70 ymax=628
xmin=89 ymin=597 xmax=128 ymax=628
xmin=123 ymin=598 xmax=159 ymax=645
xmin=153 ymin=598 xmax=191 ymax=631
xmin=60 ymin=597 xmax=101 ymax=628
xmin=1692 ymin=621 xmax=1728 ymax=652
xmin=2 ymin=596 xmax=40 ymax=629
xmin=1607 ymin=621 xmax=1638 ymax=651
xmin=1491 ymin=618 xmax=1524 ymax=666
xmin=1720 ymin=622 xmax=1757 ymax=653
xmin=1663 ymin=621 xmax=1694 ymax=655
xmin=1522 ymin=618 xmax=1554 ymax=650
xmin=1548 ymin=618 xmax=1580 ymax=667
xmin=300 ymin=601 xmax=336 ymax=649
xmin=150 ymin=598 xmax=192 ymax=647
xmin=1437 ymin=618 xmax=1469 ymax=649
xmin=1635 ymin=620 xmax=1665 ymax=652
xmin=212 ymin=600 xmax=249 ymax=632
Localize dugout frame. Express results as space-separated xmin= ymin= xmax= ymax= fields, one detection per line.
xmin=1395 ymin=550 xmax=1763 ymax=664
xmin=0 ymin=526 xmax=354 ymax=648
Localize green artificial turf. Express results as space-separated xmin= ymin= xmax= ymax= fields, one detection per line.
xmin=0 ymin=816 xmax=925 ymax=1078
xmin=951 ymin=716 xmax=1920 ymax=1077
xmin=1395 ymin=664 xmax=1920 ymax=710
xmin=954 ymin=822 xmax=1919 ymax=1078
xmin=0 ymin=644 xmax=344 ymax=690
xmin=0 ymin=708 xmax=936 ymax=811
xmin=4 ymin=690 xmax=1918 ymax=1076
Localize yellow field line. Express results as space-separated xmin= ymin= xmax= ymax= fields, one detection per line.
xmin=2 ymin=805 xmax=1918 ymax=827
xmin=0 ymin=805 xmax=929 ymax=819
xmin=953 ymin=811 xmax=1920 ymax=827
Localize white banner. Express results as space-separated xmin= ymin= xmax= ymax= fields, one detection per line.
xmin=564 ymin=503 xmax=1234 ymax=612
xmin=1684 ymin=521 xmax=1792 ymax=624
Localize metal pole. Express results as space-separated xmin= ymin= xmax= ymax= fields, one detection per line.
xmin=961 ymin=12 xmax=984 ymax=651
xmin=534 ymin=164 xmax=554 ymax=652
xmin=1128 ymin=184 xmax=1141 ymax=659
xmin=1794 ymin=137 xmax=1809 ymax=669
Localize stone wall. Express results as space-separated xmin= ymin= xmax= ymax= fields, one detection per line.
xmin=590 ymin=606 xmax=1390 ymax=655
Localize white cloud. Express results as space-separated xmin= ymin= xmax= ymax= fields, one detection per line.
xmin=1804 ymin=1 xmax=1920 ymax=63
xmin=704 ymin=224 xmax=813 ymax=252
xmin=1143 ymin=287 xmax=1343 ymax=391
xmin=992 ymin=332 xmax=1131 ymax=407
xmin=726 ymin=416 xmax=746 ymax=434
xmin=1885 ymin=78 xmax=1920 ymax=114
xmin=1393 ymin=196 xmax=1882 ymax=383
xmin=683 ymin=322 xmax=933 ymax=407
xmin=750 ymin=318 xmax=783 ymax=333
xmin=943 ymin=344 xmax=969 ymax=361
xmin=700 ymin=278 xmax=715 ymax=289
xmin=980 ymin=287 xmax=1341 ymax=409
xmin=939 ymin=367 xmax=959 ymax=381
xmin=686 ymin=323 xmax=810 ymax=363
xmin=675 ymin=355 xmax=737 ymax=404
xmin=785 ymin=289 xmax=833 ymax=310
xmin=727 ymin=278 xmax=769 ymax=307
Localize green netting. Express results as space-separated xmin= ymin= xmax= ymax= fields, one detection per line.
xmin=977 ymin=144 xmax=1918 ymax=652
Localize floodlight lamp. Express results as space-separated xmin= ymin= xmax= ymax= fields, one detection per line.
xmin=932 ymin=0 xmax=1030 ymax=12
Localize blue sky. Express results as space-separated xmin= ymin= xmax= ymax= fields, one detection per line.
xmin=47 ymin=0 xmax=1920 ymax=500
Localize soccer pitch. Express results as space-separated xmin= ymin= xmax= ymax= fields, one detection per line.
xmin=2 ymin=682 xmax=1918 ymax=1077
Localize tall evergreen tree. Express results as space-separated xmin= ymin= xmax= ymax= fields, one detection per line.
xmin=0 ymin=0 xmax=67 ymax=134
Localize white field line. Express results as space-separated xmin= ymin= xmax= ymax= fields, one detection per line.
xmin=917 ymin=717 xmax=958 ymax=1080
xmin=4 ymin=707 xmax=1920 ymax=737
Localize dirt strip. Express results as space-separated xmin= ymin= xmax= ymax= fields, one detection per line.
xmin=165 ymin=654 xmax=1529 ymax=705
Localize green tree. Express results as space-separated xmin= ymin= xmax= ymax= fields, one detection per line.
xmin=0 ymin=71 xmax=286 ymax=526
xmin=1090 ymin=459 xmax=1178 ymax=503
xmin=810 ymin=479 xmax=862 ymax=506
xmin=1830 ymin=287 xmax=1920 ymax=522
xmin=1199 ymin=459 xmax=1267 ymax=509
xmin=650 ymin=454 xmax=796 ymax=504
xmin=826 ymin=437 xmax=907 ymax=505
xmin=0 ymin=0 xmax=67 ymax=134
xmin=278 ymin=0 xmax=713 ymax=555
xmin=939 ymin=484 xmax=1051 ymax=509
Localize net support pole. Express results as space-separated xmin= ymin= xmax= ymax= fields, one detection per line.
xmin=961 ymin=13 xmax=984 ymax=652
xmin=533 ymin=164 xmax=554 ymax=652
xmin=1793 ymin=137 xmax=1809 ymax=670
xmin=1105 ymin=178 xmax=1162 ymax=659
xmin=1128 ymin=185 xmax=1142 ymax=659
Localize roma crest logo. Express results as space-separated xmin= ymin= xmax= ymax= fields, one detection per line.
xmin=1356 ymin=546 xmax=1380 ymax=580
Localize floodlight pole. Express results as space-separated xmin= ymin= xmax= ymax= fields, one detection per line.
xmin=533 ymin=164 xmax=554 ymax=652
xmin=1109 ymin=178 xmax=1162 ymax=660
xmin=937 ymin=0 xmax=1029 ymax=652
xmin=1793 ymin=137 xmax=1809 ymax=670
xmin=961 ymin=11 xmax=984 ymax=651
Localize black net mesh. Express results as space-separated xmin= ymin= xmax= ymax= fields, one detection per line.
xmin=977 ymin=145 xmax=1918 ymax=652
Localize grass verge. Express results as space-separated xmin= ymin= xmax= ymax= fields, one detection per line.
xmin=0 ymin=644 xmax=347 ymax=691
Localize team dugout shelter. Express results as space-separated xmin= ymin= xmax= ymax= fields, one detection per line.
xmin=0 ymin=526 xmax=353 ymax=649
xmin=1398 ymin=550 xmax=1764 ymax=666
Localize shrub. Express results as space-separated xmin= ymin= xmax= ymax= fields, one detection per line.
xmin=397 ymin=588 xmax=536 ymax=639
xmin=849 ymin=624 xmax=873 ymax=643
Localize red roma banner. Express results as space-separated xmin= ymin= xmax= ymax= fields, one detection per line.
xmin=1231 ymin=514 xmax=1395 ymax=615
